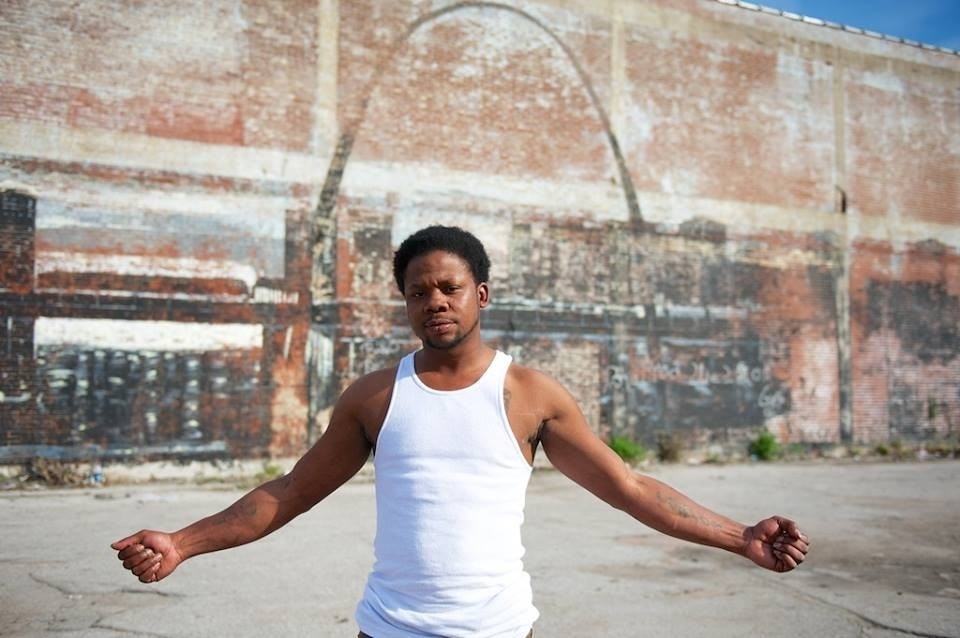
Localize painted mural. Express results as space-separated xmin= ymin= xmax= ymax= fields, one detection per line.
xmin=0 ymin=184 xmax=310 ymax=461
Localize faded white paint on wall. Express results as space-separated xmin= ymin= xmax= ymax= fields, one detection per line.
xmin=35 ymin=252 xmax=260 ymax=292
xmin=34 ymin=318 xmax=263 ymax=351
xmin=35 ymin=192 xmax=288 ymax=239
xmin=343 ymin=160 xmax=628 ymax=220
xmin=0 ymin=119 xmax=330 ymax=184
xmin=342 ymin=160 xmax=960 ymax=249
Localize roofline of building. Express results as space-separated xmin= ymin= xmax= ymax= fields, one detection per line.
xmin=714 ymin=0 xmax=959 ymax=57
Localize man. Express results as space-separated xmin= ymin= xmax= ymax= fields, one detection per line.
xmin=114 ymin=225 xmax=810 ymax=637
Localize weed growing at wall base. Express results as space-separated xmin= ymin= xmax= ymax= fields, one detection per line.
xmin=255 ymin=461 xmax=285 ymax=483
xmin=748 ymin=430 xmax=780 ymax=461
xmin=608 ymin=436 xmax=648 ymax=463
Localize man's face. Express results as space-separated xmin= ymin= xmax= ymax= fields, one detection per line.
xmin=402 ymin=250 xmax=489 ymax=351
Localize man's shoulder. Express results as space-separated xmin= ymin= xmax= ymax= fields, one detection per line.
xmin=504 ymin=359 xmax=579 ymax=422
xmin=340 ymin=364 xmax=399 ymax=406
xmin=351 ymin=364 xmax=399 ymax=388
xmin=505 ymin=359 xmax=562 ymax=392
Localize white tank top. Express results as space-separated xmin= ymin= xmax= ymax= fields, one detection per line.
xmin=355 ymin=350 xmax=538 ymax=638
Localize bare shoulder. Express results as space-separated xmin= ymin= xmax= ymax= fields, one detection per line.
xmin=339 ymin=365 xmax=397 ymax=411
xmin=340 ymin=366 xmax=396 ymax=402
xmin=334 ymin=365 xmax=398 ymax=440
xmin=505 ymin=361 xmax=555 ymax=391
xmin=505 ymin=362 xmax=578 ymax=415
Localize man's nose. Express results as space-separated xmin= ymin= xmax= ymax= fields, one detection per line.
xmin=425 ymin=289 xmax=448 ymax=311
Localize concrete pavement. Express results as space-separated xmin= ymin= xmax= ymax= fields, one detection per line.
xmin=2 ymin=460 xmax=958 ymax=637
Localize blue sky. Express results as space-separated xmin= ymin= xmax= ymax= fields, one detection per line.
xmin=754 ymin=0 xmax=960 ymax=50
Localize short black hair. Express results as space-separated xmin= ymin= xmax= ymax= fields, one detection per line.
xmin=393 ymin=225 xmax=491 ymax=293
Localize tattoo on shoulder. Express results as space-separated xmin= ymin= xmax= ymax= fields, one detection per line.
xmin=503 ymin=387 xmax=512 ymax=412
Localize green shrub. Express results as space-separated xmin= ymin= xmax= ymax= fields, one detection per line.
xmin=748 ymin=430 xmax=780 ymax=461
xmin=608 ymin=436 xmax=648 ymax=463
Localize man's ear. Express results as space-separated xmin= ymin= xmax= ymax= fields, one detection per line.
xmin=477 ymin=282 xmax=490 ymax=308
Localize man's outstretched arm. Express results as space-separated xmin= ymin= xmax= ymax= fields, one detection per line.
xmin=111 ymin=375 xmax=381 ymax=583
xmin=534 ymin=372 xmax=809 ymax=572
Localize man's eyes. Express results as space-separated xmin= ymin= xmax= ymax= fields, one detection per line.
xmin=408 ymin=287 xmax=461 ymax=298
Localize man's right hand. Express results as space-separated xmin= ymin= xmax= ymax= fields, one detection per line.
xmin=112 ymin=530 xmax=184 ymax=583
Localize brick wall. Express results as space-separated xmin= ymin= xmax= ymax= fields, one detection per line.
xmin=1 ymin=0 xmax=957 ymax=461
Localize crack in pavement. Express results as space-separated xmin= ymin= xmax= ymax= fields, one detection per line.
xmin=119 ymin=586 xmax=185 ymax=599
xmin=29 ymin=572 xmax=77 ymax=597
xmin=28 ymin=571 xmax=183 ymax=636
xmin=29 ymin=572 xmax=183 ymax=600
xmin=93 ymin=620 xmax=172 ymax=637
xmin=751 ymin=572 xmax=955 ymax=638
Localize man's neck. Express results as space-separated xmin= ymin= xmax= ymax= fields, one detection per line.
xmin=414 ymin=340 xmax=496 ymax=391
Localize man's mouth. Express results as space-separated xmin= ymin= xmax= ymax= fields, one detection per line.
xmin=425 ymin=319 xmax=454 ymax=334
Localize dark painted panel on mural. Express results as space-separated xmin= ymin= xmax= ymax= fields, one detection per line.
xmin=677 ymin=218 xmax=727 ymax=244
xmin=645 ymin=337 xmax=787 ymax=429
xmin=0 ymin=317 xmax=38 ymax=447
xmin=615 ymin=330 xmax=790 ymax=444
xmin=867 ymin=280 xmax=959 ymax=363
xmin=7 ymin=346 xmax=269 ymax=460
xmin=0 ymin=190 xmax=36 ymax=293
xmin=1 ymin=191 xmax=40 ymax=451
xmin=887 ymin=282 xmax=958 ymax=364
xmin=699 ymin=260 xmax=765 ymax=307
xmin=888 ymin=381 xmax=942 ymax=441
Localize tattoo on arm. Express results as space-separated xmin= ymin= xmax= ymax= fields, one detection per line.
xmin=212 ymin=509 xmax=235 ymax=527
xmin=211 ymin=498 xmax=258 ymax=528
xmin=503 ymin=387 xmax=512 ymax=412
xmin=657 ymin=492 xmax=722 ymax=530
